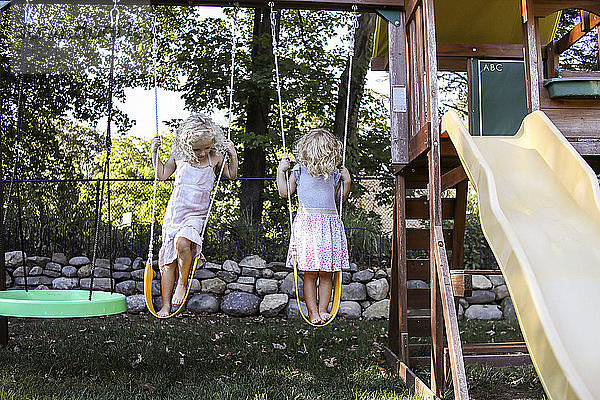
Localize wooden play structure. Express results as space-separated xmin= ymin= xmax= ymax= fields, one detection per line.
xmin=372 ymin=1 xmax=600 ymax=399
xmin=3 ymin=0 xmax=600 ymax=398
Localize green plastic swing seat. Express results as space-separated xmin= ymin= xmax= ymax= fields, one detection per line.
xmin=0 ymin=290 xmax=126 ymax=318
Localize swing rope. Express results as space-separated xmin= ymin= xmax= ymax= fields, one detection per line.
xmin=89 ymin=0 xmax=119 ymax=300
xmin=270 ymin=3 xmax=358 ymax=327
xmin=144 ymin=7 xmax=239 ymax=318
xmin=3 ymin=0 xmax=33 ymax=291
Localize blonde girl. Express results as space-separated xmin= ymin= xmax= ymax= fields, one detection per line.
xmin=151 ymin=113 xmax=238 ymax=317
xmin=277 ymin=128 xmax=351 ymax=325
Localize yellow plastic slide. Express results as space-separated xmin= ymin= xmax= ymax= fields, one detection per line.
xmin=442 ymin=110 xmax=600 ymax=400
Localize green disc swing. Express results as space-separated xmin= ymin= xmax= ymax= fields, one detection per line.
xmin=0 ymin=0 xmax=126 ymax=318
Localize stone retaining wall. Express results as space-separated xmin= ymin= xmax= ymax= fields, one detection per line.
xmin=3 ymin=251 xmax=514 ymax=322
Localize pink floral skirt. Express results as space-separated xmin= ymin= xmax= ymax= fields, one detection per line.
xmin=286 ymin=207 xmax=349 ymax=272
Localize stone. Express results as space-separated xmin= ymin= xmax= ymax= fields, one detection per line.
xmin=113 ymin=271 xmax=131 ymax=280
xmin=502 ymin=298 xmax=518 ymax=323
xmin=189 ymin=279 xmax=201 ymax=293
xmin=77 ymin=264 xmax=93 ymax=278
xmin=347 ymin=262 xmax=358 ymax=272
xmin=338 ymin=301 xmax=362 ymax=319
xmin=93 ymin=267 xmax=111 ymax=278
xmin=226 ymin=283 xmax=254 ymax=293
xmin=126 ymin=294 xmax=147 ymax=314
xmin=51 ymin=253 xmax=68 ymax=265
xmin=43 ymin=269 xmax=61 ymax=278
xmin=204 ymin=262 xmax=222 ymax=271
xmin=5 ymin=274 xmax=13 ymax=287
xmin=52 ymin=277 xmax=79 ymax=290
xmin=341 ymin=282 xmax=367 ymax=301
xmin=341 ymin=272 xmax=352 ymax=284
xmin=465 ymin=290 xmax=496 ymax=304
xmin=285 ymin=299 xmax=309 ymax=319
xmin=35 ymin=285 xmax=49 ymax=290
xmin=222 ymin=260 xmax=241 ymax=274
xmin=115 ymin=280 xmax=137 ymax=296
xmin=26 ymin=256 xmax=51 ymax=266
xmin=464 ymin=304 xmax=503 ymax=320
xmin=266 ymin=261 xmax=288 ymax=272
xmin=362 ymin=299 xmax=390 ymax=319
xmin=407 ymin=280 xmax=429 ymax=289
xmin=352 ymin=269 xmax=374 ymax=282
xmin=241 ymin=267 xmax=260 ymax=278
xmin=114 ymin=263 xmax=132 ymax=272
xmin=458 ymin=298 xmax=470 ymax=309
xmin=62 ymin=266 xmax=78 ymax=277
xmin=280 ymin=273 xmax=303 ymax=299
xmin=13 ymin=266 xmax=42 ymax=277
xmin=216 ymin=271 xmax=237 ymax=283
xmin=256 ymin=278 xmax=278 ymax=296
xmin=374 ymin=269 xmax=387 ymax=279
xmin=194 ymin=269 xmax=216 ymax=279
xmin=221 ymin=292 xmax=261 ymax=316
xmin=131 ymin=269 xmax=145 ymax=281
xmin=261 ymin=268 xmax=274 ymax=279
xmin=201 ymin=278 xmax=226 ymax=294
xmin=360 ymin=300 xmax=372 ymax=308
xmin=131 ymin=257 xmax=144 ymax=270
xmin=44 ymin=262 xmax=62 ymax=272
xmin=187 ymin=293 xmax=220 ymax=313
xmin=152 ymin=281 xmax=161 ymax=296
xmin=259 ymin=294 xmax=288 ymax=317
xmin=115 ymin=257 xmax=132 ymax=266
xmin=15 ymin=276 xmax=54 ymax=286
xmin=5 ymin=251 xmax=26 ymax=268
xmin=94 ymin=259 xmax=110 ymax=268
xmin=237 ymin=276 xmax=256 ymax=285
xmin=366 ymin=278 xmax=389 ymax=301
xmin=274 ymin=272 xmax=288 ymax=280
xmin=80 ymin=278 xmax=115 ymax=291
xmin=489 ymin=275 xmax=505 ymax=287
xmin=69 ymin=256 xmax=91 ymax=267
xmin=472 ymin=275 xmax=493 ymax=290
xmin=458 ymin=304 xmax=465 ymax=320
xmin=493 ymin=284 xmax=510 ymax=300
xmin=239 ymin=255 xmax=266 ymax=269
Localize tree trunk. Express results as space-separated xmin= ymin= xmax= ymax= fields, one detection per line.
xmin=333 ymin=12 xmax=378 ymax=142
xmin=240 ymin=8 xmax=274 ymax=225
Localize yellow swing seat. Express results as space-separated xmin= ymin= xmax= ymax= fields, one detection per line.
xmin=292 ymin=259 xmax=343 ymax=327
xmin=143 ymin=256 xmax=200 ymax=319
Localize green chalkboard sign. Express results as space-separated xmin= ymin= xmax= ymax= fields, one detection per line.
xmin=471 ymin=59 xmax=528 ymax=136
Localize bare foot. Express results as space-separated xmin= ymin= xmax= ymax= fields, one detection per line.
xmin=172 ymin=283 xmax=187 ymax=306
xmin=319 ymin=311 xmax=332 ymax=322
xmin=157 ymin=304 xmax=171 ymax=317
xmin=308 ymin=311 xmax=322 ymax=325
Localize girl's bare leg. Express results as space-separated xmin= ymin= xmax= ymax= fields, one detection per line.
xmin=172 ymin=237 xmax=193 ymax=305
xmin=302 ymin=271 xmax=322 ymax=324
xmin=158 ymin=261 xmax=177 ymax=317
xmin=318 ymin=272 xmax=333 ymax=321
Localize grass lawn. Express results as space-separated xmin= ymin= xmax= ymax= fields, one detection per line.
xmin=0 ymin=314 xmax=546 ymax=400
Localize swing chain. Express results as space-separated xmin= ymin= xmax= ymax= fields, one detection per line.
xmin=148 ymin=11 xmax=160 ymax=262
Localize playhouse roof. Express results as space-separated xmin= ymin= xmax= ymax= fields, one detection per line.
xmin=373 ymin=0 xmax=560 ymax=59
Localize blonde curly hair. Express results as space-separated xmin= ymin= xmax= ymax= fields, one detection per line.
xmin=294 ymin=128 xmax=342 ymax=179
xmin=172 ymin=113 xmax=226 ymax=163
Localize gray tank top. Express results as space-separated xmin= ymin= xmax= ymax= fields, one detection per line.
xmin=293 ymin=164 xmax=341 ymax=210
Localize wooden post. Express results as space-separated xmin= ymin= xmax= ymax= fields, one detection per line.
xmin=521 ymin=0 xmax=541 ymax=111
xmin=422 ymin=0 xmax=444 ymax=393
xmin=0 ymin=156 xmax=7 ymax=346
xmin=451 ymin=180 xmax=467 ymax=270
xmin=389 ymin=11 xmax=409 ymax=164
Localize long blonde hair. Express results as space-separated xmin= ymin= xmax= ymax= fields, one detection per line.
xmin=294 ymin=128 xmax=342 ymax=179
xmin=172 ymin=113 xmax=226 ymax=162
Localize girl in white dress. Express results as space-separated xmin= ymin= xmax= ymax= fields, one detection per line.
xmin=151 ymin=114 xmax=238 ymax=317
